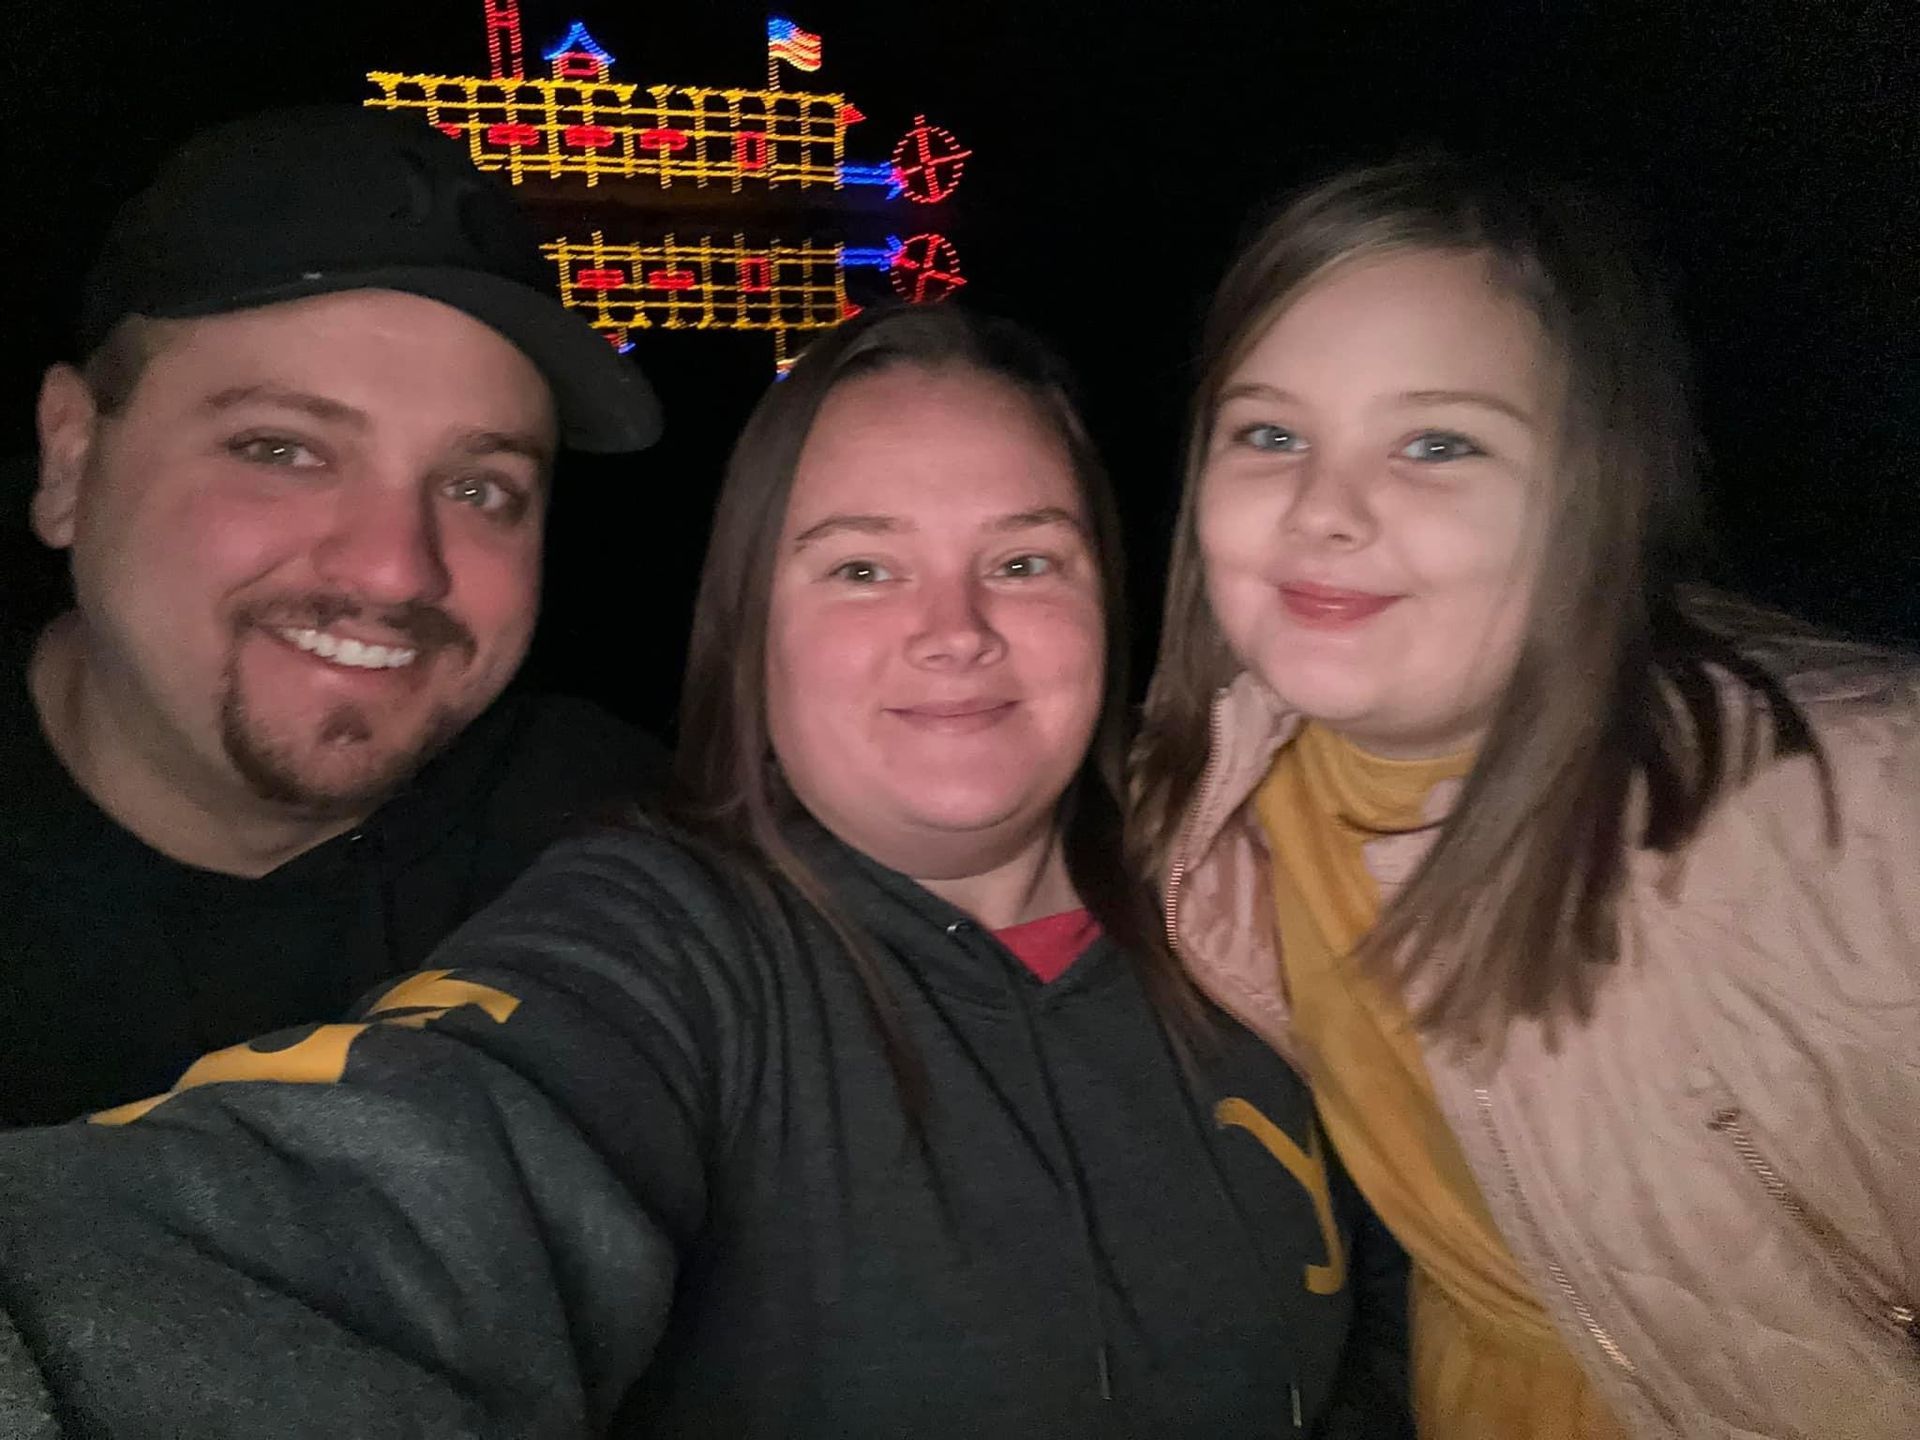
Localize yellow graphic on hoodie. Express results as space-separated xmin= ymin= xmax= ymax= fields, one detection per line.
xmin=1216 ymin=1097 xmax=1347 ymax=1295
xmin=91 ymin=970 xmax=521 ymax=1125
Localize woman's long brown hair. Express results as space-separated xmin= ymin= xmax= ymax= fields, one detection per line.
xmin=1129 ymin=156 xmax=1830 ymax=1048
xmin=674 ymin=305 xmax=1203 ymax=1118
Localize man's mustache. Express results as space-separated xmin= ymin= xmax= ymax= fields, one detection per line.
xmin=237 ymin=594 xmax=476 ymax=659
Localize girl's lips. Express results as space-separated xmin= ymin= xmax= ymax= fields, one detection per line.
xmin=1277 ymin=583 xmax=1401 ymax=626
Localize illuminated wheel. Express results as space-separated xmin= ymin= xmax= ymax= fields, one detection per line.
xmin=888 ymin=233 xmax=966 ymax=304
xmin=891 ymin=116 xmax=971 ymax=204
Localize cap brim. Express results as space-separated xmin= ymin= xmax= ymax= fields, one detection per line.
xmin=154 ymin=267 xmax=662 ymax=454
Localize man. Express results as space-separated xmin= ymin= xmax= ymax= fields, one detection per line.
xmin=0 ymin=105 xmax=667 ymax=1126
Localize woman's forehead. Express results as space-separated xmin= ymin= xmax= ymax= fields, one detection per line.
xmin=786 ymin=369 xmax=1086 ymax=529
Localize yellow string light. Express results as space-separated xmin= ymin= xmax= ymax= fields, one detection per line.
xmin=366 ymin=72 xmax=855 ymax=191
xmin=543 ymin=233 xmax=856 ymax=346
xmin=366 ymin=14 xmax=962 ymax=372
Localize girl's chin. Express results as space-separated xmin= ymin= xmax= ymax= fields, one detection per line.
xmin=1254 ymin=663 xmax=1387 ymax=724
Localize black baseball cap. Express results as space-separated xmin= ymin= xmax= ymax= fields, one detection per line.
xmin=78 ymin=104 xmax=661 ymax=453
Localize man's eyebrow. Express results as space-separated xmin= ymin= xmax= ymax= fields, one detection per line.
xmin=987 ymin=506 xmax=1088 ymax=535
xmin=1398 ymin=389 xmax=1535 ymax=426
xmin=453 ymin=430 xmax=554 ymax=468
xmin=791 ymin=513 xmax=908 ymax=549
xmin=199 ymin=385 xmax=368 ymax=427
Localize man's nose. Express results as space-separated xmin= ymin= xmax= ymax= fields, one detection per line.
xmin=312 ymin=485 xmax=451 ymax=607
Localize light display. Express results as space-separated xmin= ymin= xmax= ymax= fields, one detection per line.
xmin=888 ymin=233 xmax=965 ymax=304
xmin=892 ymin=116 xmax=971 ymax=205
xmin=768 ymin=18 xmax=824 ymax=81
xmin=542 ymin=20 xmax=613 ymax=82
xmin=368 ymin=70 xmax=864 ymax=192
xmin=369 ymin=6 xmax=969 ymax=372
xmin=483 ymin=0 xmax=525 ymax=80
xmin=544 ymin=233 xmax=919 ymax=339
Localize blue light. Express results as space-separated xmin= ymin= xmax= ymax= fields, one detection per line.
xmin=616 ymin=340 xmax=636 ymax=355
xmin=841 ymin=235 xmax=905 ymax=270
xmin=838 ymin=162 xmax=896 ymax=188
xmin=839 ymin=162 xmax=906 ymax=198
xmin=768 ymin=18 xmax=800 ymax=41
xmin=543 ymin=20 xmax=614 ymax=67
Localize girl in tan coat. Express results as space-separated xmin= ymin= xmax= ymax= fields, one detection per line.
xmin=1130 ymin=156 xmax=1919 ymax=1438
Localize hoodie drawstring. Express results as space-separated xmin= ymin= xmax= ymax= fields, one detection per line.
xmin=1148 ymin=989 xmax=1306 ymax=1421
xmin=962 ymin=920 xmax=1113 ymax=1401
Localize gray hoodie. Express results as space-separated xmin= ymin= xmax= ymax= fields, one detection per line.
xmin=0 ymin=818 xmax=1409 ymax=1437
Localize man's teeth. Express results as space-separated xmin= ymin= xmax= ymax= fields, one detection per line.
xmin=276 ymin=627 xmax=418 ymax=669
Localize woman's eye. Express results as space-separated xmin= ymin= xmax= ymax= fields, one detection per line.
xmin=996 ymin=553 xmax=1054 ymax=579
xmin=1235 ymin=423 xmax=1306 ymax=454
xmin=830 ymin=559 xmax=892 ymax=584
xmin=227 ymin=435 xmax=321 ymax=468
xmin=1399 ymin=431 xmax=1484 ymax=462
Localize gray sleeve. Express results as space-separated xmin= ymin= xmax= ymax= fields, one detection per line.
xmin=0 ymin=828 xmax=767 ymax=1439
xmin=0 ymin=1308 xmax=59 ymax=1440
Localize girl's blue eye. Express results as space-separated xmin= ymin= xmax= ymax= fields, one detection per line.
xmin=1400 ymin=431 xmax=1484 ymax=462
xmin=1237 ymin=423 xmax=1306 ymax=453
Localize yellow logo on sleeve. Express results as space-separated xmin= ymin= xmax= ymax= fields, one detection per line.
xmin=90 ymin=971 xmax=522 ymax=1126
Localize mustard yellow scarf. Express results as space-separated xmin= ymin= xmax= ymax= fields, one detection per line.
xmin=1257 ymin=723 xmax=1626 ymax=1439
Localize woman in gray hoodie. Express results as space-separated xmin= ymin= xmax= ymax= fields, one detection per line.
xmin=0 ymin=305 xmax=1409 ymax=1438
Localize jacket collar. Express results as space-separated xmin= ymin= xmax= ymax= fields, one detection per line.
xmin=1178 ymin=672 xmax=1301 ymax=884
xmin=1172 ymin=671 xmax=1470 ymax=892
xmin=1158 ymin=672 xmax=1301 ymax=1059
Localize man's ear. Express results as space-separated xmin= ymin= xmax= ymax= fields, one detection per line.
xmin=32 ymin=364 xmax=100 ymax=551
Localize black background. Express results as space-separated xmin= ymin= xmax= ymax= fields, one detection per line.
xmin=3 ymin=0 xmax=1914 ymax=739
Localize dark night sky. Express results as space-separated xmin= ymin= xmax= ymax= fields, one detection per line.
xmin=3 ymin=0 xmax=1914 ymax=736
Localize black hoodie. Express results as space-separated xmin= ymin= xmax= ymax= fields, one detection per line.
xmin=0 ymin=622 xmax=666 ymax=1125
xmin=0 ymin=820 xmax=1409 ymax=1437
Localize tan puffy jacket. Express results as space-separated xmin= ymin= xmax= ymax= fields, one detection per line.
xmin=1164 ymin=659 xmax=1920 ymax=1438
